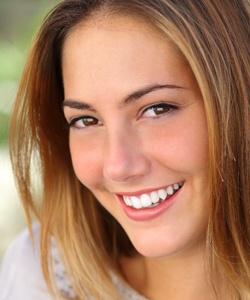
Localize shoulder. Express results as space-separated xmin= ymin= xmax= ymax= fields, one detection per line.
xmin=0 ymin=223 xmax=52 ymax=300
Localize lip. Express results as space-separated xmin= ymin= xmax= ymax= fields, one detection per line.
xmin=116 ymin=184 xmax=183 ymax=221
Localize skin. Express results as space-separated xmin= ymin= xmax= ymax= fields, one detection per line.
xmin=62 ymin=16 xmax=213 ymax=299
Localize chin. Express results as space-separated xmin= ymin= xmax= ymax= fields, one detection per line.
xmin=127 ymin=230 xmax=207 ymax=259
xmin=129 ymin=235 xmax=178 ymax=258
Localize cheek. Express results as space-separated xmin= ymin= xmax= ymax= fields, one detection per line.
xmin=170 ymin=127 xmax=208 ymax=171
xmin=69 ymin=134 xmax=104 ymax=188
xmin=143 ymin=114 xmax=209 ymax=174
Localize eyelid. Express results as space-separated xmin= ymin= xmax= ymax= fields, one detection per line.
xmin=66 ymin=116 xmax=84 ymax=128
xmin=66 ymin=115 xmax=100 ymax=129
xmin=140 ymin=102 xmax=178 ymax=117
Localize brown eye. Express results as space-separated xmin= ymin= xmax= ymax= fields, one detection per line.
xmin=143 ymin=103 xmax=177 ymax=117
xmin=68 ymin=116 xmax=101 ymax=129
xmin=80 ymin=117 xmax=99 ymax=126
xmin=152 ymin=106 xmax=170 ymax=115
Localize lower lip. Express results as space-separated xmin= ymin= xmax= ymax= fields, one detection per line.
xmin=118 ymin=187 xmax=182 ymax=221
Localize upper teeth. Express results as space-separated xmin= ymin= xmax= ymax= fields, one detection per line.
xmin=123 ymin=182 xmax=183 ymax=209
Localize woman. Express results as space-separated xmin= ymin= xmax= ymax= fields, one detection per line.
xmin=1 ymin=0 xmax=249 ymax=299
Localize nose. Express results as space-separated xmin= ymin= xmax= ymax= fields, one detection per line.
xmin=103 ymin=128 xmax=150 ymax=183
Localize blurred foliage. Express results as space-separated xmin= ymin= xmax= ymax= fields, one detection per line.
xmin=0 ymin=0 xmax=60 ymax=146
xmin=0 ymin=111 xmax=9 ymax=145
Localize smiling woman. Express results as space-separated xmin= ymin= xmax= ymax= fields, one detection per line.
xmin=1 ymin=1 xmax=250 ymax=300
xmin=62 ymin=19 xmax=209 ymax=264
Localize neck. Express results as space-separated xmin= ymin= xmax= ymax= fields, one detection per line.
xmin=120 ymin=241 xmax=227 ymax=300
xmin=142 ymin=249 xmax=212 ymax=300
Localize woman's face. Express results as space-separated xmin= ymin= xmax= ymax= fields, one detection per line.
xmin=62 ymin=17 xmax=209 ymax=258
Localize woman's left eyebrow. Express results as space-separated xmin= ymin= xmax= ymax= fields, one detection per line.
xmin=120 ymin=84 xmax=184 ymax=107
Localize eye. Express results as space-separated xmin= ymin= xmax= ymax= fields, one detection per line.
xmin=67 ymin=116 xmax=101 ymax=129
xmin=142 ymin=103 xmax=178 ymax=118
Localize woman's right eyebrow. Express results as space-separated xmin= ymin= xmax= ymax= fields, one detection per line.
xmin=62 ymin=100 xmax=96 ymax=112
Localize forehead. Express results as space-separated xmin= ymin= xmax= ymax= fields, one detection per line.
xmin=61 ymin=15 xmax=196 ymax=104
xmin=62 ymin=14 xmax=183 ymax=62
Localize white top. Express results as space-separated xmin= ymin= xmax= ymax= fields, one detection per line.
xmin=0 ymin=223 xmax=148 ymax=300
xmin=0 ymin=223 xmax=52 ymax=300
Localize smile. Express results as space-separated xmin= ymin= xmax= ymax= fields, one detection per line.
xmin=122 ymin=182 xmax=184 ymax=209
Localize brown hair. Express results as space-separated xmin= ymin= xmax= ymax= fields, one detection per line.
xmin=10 ymin=0 xmax=250 ymax=299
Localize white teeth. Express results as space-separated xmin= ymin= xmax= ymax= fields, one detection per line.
xmin=140 ymin=194 xmax=152 ymax=207
xmin=150 ymin=191 xmax=159 ymax=203
xmin=158 ymin=189 xmax=167 ymax=200
xmin=173 ymin=183 xmax=179 ymax=190
xmin=123 ymin=196 xmax=132 ymax=206
xmin=131 ymin=196 xmax=142 ymax=209
xmin=122 ymin=182 xmax=184 ymax=209
xmin=166 ymin=185 xmax=174 ymax=195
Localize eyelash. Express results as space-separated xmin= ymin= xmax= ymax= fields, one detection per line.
xmin=141 ymin=102 xmax=178 ymax=118
xmin=67 ymin=116 xmax=101 ymax=129
xmin=66 ymin=102 xmax=178 ymax=130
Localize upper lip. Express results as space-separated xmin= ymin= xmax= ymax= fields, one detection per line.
xmin=115 ymin=182 xmax=184 ymax=197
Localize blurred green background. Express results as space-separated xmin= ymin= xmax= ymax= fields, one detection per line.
xmin=0 ymin=0 xmax=60 ymax=261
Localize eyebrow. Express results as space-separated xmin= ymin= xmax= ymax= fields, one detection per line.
xmin=122 ymin=84 xmax=183 ymax=106
xmin=62 ymin=84 xmax=183 ymax=111
xmin=62 ymin=99 xmax=96 ymax=111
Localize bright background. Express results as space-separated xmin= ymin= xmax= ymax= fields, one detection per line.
xmin=0 ymin=0 xmax=60 ymax=262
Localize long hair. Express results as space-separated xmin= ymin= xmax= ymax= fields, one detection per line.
xmin=9 ymin=0 xmax=250 ymax=299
